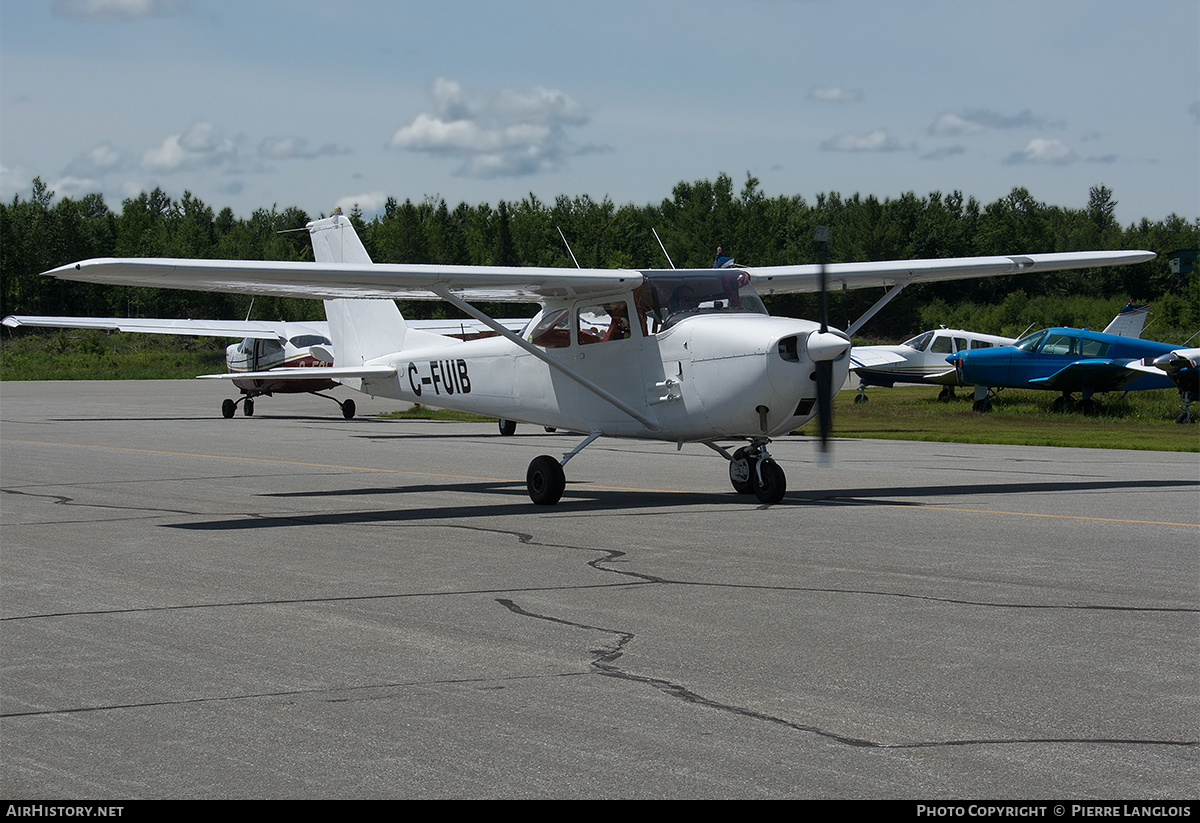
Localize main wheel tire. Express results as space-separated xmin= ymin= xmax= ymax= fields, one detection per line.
xmin=243 ymin=398 xmax=254 ymax=417
xmin=222 ymin=398 xmax=236 ymax=419
xmin=526 ymin=455 xmax=566 ymax=505
xmin=972 ymin=398 xmax=991 ymax=413
xmin=729 ymin=446 xmax=756 ymax=495
xmin=853 ymin=393 xmax=868 ymax=404
xmin=342 ymin=399 xmax=356 ymax=420
xmin=753 ymin=458 xmax=786 ymax=505
xmin=1076 ymin=398 xmax=1096 ymax=415
xmin=498 ymin=418 xmax=517 ymax=436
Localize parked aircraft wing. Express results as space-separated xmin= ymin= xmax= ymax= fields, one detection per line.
xmin=849 ymin=348 xmax=907 ymax=369
xmin=1027 ymin=359 xmax=1145 ymax=393
xmin=744 ymin=251 xmax=1156 ymax=295
xmin=1 ymin=314 xmax=296 ymax=341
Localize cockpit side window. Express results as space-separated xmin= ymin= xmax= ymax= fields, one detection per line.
xmin=930 ymin=335 xmax=953 ymax=354
xmin=1041 ymin=333 xmax=1077 ymax=355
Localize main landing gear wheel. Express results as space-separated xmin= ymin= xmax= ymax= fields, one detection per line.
xmin=243 ymin=398 xmax=254 ymax=417
xmin=937 ymin=386 xmax=956 ymax=402
xmin=221 ymin=398 xmax=236 ymax=419
xmin=498 ymin=418 xmax=517 ymax=436
xmin=527 ymin=455 xmax=566 ymax=505
xmin=972 ymin=397 xmax=992 ymax=413
xmin=729 ymin=446 xmax=757 ymax=495
xmin=341 ymin=399 xmax=356 ymax=420
xmin=753 ymin=458 xmax=786 ymax=505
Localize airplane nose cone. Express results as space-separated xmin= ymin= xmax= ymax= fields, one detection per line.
xmin=806 ymin=329 xmax=851 ymax=362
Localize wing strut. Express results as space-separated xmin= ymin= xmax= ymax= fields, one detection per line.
xmin=844 ymin=278 xmax=911 ymax=337
xmin=431 ymin=286 xmax=662 ymax=432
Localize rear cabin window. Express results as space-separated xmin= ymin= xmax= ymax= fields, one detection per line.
xmin=1079 ymin=338 xmax=1111 ymax=357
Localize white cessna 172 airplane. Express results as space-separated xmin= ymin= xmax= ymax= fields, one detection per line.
xmin=847 ymin=302 xmax=1151 ymax=402
xmin=42 ymin=211 xmax=1155 ymax=505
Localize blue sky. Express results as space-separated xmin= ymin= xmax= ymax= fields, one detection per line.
xmin=2 ymin=0 xmax=1196 ymax=228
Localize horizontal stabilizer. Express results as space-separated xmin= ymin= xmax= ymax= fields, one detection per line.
xmin=199 ymin=365 xmax=397 ymax=381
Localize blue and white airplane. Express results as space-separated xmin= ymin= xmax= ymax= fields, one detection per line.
xmin=949 ymin=322 xmax=1194 ymax=419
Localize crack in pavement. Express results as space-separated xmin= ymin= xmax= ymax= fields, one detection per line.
xmin=494 ymin=597 xmax=1197 ymax=751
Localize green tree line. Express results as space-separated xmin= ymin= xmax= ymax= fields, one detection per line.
xmin=2 ymin=173 xmax=1196 ymax=341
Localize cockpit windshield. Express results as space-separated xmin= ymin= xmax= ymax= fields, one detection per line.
xmin=1014 ymin=330 xmax=1048 ymax=352
xmin=903 ymin=331 xmax=934 ymax=351
xmin=639 ymin=269 xmax=767 ymax=331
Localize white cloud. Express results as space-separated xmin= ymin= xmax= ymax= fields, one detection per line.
xmin=142 ymin=122 xmax=236 ymax=172
xmin=52 ymin=0 xmax=188 ymax=20
xmin=63 ymin=143 xmax=127 ymax=178
xmin=820 ymin=129 xmax=902 ymax=152
xmin=929 ymin=109 xmax=1045 ymax=136
xmin=808 ymin=86 xmax=862 ymax=103
xmin=928 ymin=112 xmax=986 ymax=137
xmin=1003 ymin=138 xmax=1077 ymax=165
xmin=258 ymin=136 xmax=347 ymax=161
xmin=334 ymin=190 xmax=388 ymax=216
xmin=389 ymin=78 xmax=595 ymax=178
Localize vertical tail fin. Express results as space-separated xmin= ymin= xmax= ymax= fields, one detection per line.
xmin=306 ymin=209 xmax=408 ymax=365
xmin=1102 ymin=302 xmax=1150 ymax=339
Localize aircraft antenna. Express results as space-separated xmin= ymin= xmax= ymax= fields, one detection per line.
xmin=814 ymin=226 xmax=833 ymax=463
xmin=244 ymin=297 xmax=255 ymax=322
xmin=557 ymin=227 xmax=581 ymax=269
xmin=652 ymin=228 xmax=676 ymax=269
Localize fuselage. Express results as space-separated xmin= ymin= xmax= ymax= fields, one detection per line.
xmin=953 ymin=327 xmax=1178 ymax=393
xmin=854 ymin=328 xmax=1015 ymax=388
xmin=225 ymin=325 xmax=336 ymax=394
xmin=348 ymin=282 xmax=850 ymax=442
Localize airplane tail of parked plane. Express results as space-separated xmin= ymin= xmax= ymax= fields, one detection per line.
xmin=1101 ymin=302 xmax=1150 ymax=339
xmin=308 ymin=210 xmax=410 ymax=367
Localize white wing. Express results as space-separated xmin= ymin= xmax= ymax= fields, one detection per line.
xmin=744 ymin=251 xmax=1156 ymax=295
xmin=42 ymin=251 xmax=1155 ymax=302
xmin=1 ymin=314 xmax=302 ymax=341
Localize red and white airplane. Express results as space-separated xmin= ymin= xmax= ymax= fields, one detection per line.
xmin=39 ymin=211 xmax=1155 ymax=505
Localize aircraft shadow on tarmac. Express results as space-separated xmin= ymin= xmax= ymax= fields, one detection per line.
xmin=165 ymin=476 xmax=1199 ymax=531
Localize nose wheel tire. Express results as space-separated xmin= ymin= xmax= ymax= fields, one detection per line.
xmin=729 ymin=447 xmax=757 ymax=494
xmin=753 ymin=458 xmax=786 ymax=505
xmin=527 ymin=455 xmax=566 ymax=505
